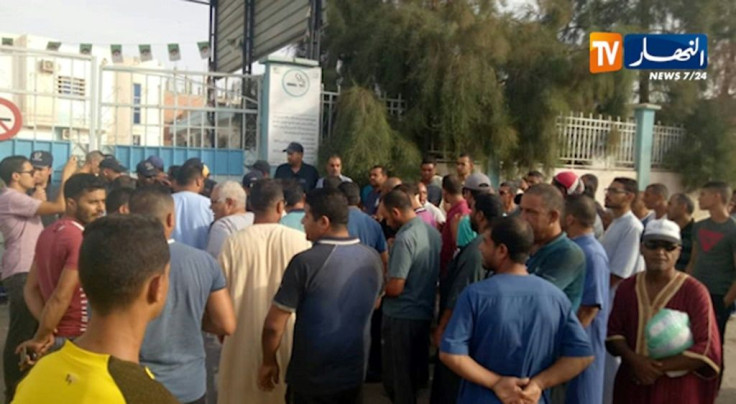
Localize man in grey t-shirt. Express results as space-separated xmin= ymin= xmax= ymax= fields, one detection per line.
xmin=130 ymin=187 xmax=236 ymax=404
xmin=688 ymin=181 xmax=736 ymax=354
xmin=206 ymin=181 xmax=254 ymax=257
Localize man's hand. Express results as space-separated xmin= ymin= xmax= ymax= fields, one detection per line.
xmin=15 ymin=334 xmax=55 ymax=370
xmin=257 ymin=361 xmax=280 ymax=392
xmin=61 ymin=156 xmax=78 ymax=181
xmin=491 ymin=376 xmax=530 ymax=404
xmin=31 ymin=187 xmax=47 ymax=201
xmin=628 ymin=354 xmax=663 ymax=385
xmin=520 ymin=379 xmax=543 ymax=403
xmin=432 ymin=326 xmax=444 ymax=348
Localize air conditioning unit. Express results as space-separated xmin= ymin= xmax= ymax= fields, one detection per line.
xmin=40 ymin=60 xmax=55 ymax=73
xmin=61 ymin=129 xmax=71 ymax=140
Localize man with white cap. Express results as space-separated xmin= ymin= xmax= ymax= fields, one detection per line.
xmin=606 ymin=219 xmax=721 ymax=404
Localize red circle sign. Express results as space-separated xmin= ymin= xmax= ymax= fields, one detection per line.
xmin=0 ymin=97 xmax=22 ymax=141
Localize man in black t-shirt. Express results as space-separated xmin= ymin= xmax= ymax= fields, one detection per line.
xmin=259 ymin=189 xmax=383 ymax=404
xmin=274 ymin=142 xmax=319 ymax=192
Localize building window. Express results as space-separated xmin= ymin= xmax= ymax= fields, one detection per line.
xmin=133 ymin=83 xmax=142 ymax=124
xmin=132 ymin=135 xmax=141 ymax=146
xmin=57 ymin=76 xmax=85 ymax=96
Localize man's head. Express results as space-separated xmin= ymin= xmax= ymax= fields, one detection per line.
xmin=395 ymin=183 xmax=422 ymax=210
xmin=643 ymin=183 xmax=669 ymax=210
xmin=339 ymin=182 xmax=361 ymax=207
xmin=417 ymin=182 xmax=429 ymax=205
xmin=604 ymin=177 xmax=638 ymax=210
xmin=64 ymin=174 xmax=107 ymax=225
xmin=379 ymin=188 xmax=415 ymax=230
xmin=420 ymin=157 xmax=437 ymax=183
xmin=176 ymin=158 xmax=205 ymax=192
xmin=249 ymin=160 xmax=271 ymax=177
xmin=282 ymin=179 xmax=306 ymax=210
xmin=456 ymin=153 xmax=474 ymax=179
xmin=463 ymin=173 xmax=493 ymax=208
xmin=145 ymin=156 xmax=164 ymax=173
xmin=303 ymin=188 xmax=349 ymax=242
xmin=249 ymin=179 xmax=285 ymax=218
xmin=283 ymin=142 xmax=304 ymax=167
xmin=498 ymin=181 xmax=518 ymax=208
xmin=382 ymin=177 xmax=403 ymax=196
xmin=325 ymin=155 xmax=343 ymax=177
xmin=128 ymin=186 xmax=176 ymax=237
xmin=641 ymin=219 xmax=681 ymax=273
xmin=369 ymin=165 xmax=387 ymax=188
xmin=168 ymin=165 xmax=181 ymax=189
xmin=211 ymin=180 xmax=247 ymax=221
xmin=524 ymin=170 xmax=545 ymax=186
xmin=479 ymin=217 xmax=534 ymax=271
xmin=0 ymin=156 xmax=35 ymax=190
xmin=470 ymin=193 xmax=504 ymax=233
xmin=521 ymin=184 xmax=564 ymax=243
xmin=667 ymin=193 xmax=694 ymax=221
xmin=322 ymin=175 xmax=344 ymax=190
xmin=698 ymin=181 xmax=731 ymax=211
xmin=30 ymin=151 xmax=53 ymax=187
xmin=79 ymin=215 xmax=170 ymax=320
xmin=242 ymin=170 xmax=264 ymax=191
xmin=84 ymin=150 xmax=105 ymax=175
xmin=111 ymin=175 xmax=137 ymax=191
xmin=581 ymin=173 xmax=598 ymax=199
xmin=552 ymin=171 xmax=585 ymax=197
xmin=136 ymin=160 xmax=159 ymax=187
xmin=442 ymin=174 xmax=464 ymax=199
xmin=106 ymin=187 xmax=134 ymax=214
xmin=730 ymin=190 xmax=736 ymax=215
xmin=99 ymin=155 xmax=127 ymax=182
xmin=563 ymin=194 xmax=597 ymax=233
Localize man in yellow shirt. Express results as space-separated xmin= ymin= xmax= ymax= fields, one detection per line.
xmin=12 ymin=215 xmax=178 ymax=404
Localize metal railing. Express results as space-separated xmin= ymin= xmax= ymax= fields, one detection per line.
xmin=320 ymin=89 xmax=406 ymax=143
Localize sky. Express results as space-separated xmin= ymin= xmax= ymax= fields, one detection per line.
xmin=0 ymin=0 xmax=211 ymax=71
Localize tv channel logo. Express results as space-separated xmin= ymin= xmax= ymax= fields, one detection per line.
xmin=590 ymin=33 xmax=707 ymax=73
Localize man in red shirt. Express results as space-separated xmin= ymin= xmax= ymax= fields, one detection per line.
xmin=18 ymin=174 xmax=107 ymax=356
xmin=441 ymin=175 xmax=470 ymax=274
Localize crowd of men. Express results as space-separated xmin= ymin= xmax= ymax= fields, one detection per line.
xmin=0 ymin=143 xmax=733 ymax=404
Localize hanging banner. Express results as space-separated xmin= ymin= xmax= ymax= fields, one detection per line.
xmin=168 ymin=43 xmax=181 ymax=61
xmin=80 ymin=43 xmax=92 ymax=55
xmin=197 ymin=41 xmax=211 ymax=59
xmin=139 ymin=44 xmax=153 ymax=62
xmin=111 ymin=45 xmax=123 ymax=63
xmin=46 ymin=41 xmax=61 ymax=51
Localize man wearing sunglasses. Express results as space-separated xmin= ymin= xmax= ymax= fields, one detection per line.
xmin=607 ymin=219 xmax=721 ymax=404
xmin=0 ymin=155 xmax=77 ymax=400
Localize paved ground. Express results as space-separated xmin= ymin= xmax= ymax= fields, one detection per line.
xmin=0 ymin=306 xmax=733 ymax=403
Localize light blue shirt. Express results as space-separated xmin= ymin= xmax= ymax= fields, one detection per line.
xmin=280 ymin=210 xmax=306 ymax=232
xmin=140 ymin=242 xmax=227 ymax=402
xmin=172 ymin=191 xmax=213 ymax=250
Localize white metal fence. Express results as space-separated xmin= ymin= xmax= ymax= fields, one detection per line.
xmin=320 ymin=90 xmax=406 ymax=143
xmin=557 ymin=112 xmax=685 ymax=169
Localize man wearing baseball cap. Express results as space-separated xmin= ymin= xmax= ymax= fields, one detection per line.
xmin=29 ymin=151 xmax=59 ymax=227
xmin=274 ymin=142 xmax=319 ymax=192
xmin=136 ymin=160 xmax=159 ymax=187
xmin=453 ymin=173 xmax=494 ymax=249
xmin=248 ymin=160 xmax=271 ymax=178
xmin=99 ymin=155 xmax=127 ymax=184
xmin=607 ymin=218 xmax=721 ymax=403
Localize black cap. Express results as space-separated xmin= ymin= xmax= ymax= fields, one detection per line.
xmin=136 ymin=160 xmax=157 ymax=178
xmin=242 ymin=170 xmax=263 ymax=188
xmin=99 ymin=155 xmax=127 ymax=173
xmin=282 ymin=142 xmax=304 ymax=154
xmin=30 ymin=151 xmax=53 ymax=168
xmin=145 ymin=156 xmax=164 ymax=171
xmin=248 ymin=160 xmax=270 ymax=176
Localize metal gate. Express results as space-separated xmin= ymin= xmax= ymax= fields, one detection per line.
xmin=1 ymin=44 xmax=259 ymax=177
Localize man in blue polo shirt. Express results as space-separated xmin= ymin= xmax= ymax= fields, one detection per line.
xmin=440 ymin=217 xmax=594 ymax=404
xmin=259 ymin=188 xmax=383 ymax=403
xmin=380 ymin=188 xmax=442 ymax=403
xmin=521 ymin=184 xmax=586 ymax=310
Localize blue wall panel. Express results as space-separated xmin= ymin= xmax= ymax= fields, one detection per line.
xmin=0 ymin=139 xmax=72 ymax=183
xmin=113 ymin=146 xmax=245 ymax=177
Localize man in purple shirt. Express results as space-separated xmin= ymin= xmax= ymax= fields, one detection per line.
xmin=0 ymin=155 xmax=77 ymax=400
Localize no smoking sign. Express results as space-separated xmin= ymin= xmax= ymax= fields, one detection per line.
xmin=0 ymin=97 xmax=22 ymax=141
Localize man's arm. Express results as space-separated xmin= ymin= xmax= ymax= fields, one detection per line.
xmin=685 ymin=241 xmax=698 ymax=275
xmin=23 ymin=262 xmax=45 ymax=320
xmin=433 ymin=309 xmax=453 ymax=347
xmin=202 ymin=289 xmax=236 ymax=336
xmin=576 ymin=306 xmax=600 ymax=328
xmin=385 ymin=278 xmax=406 ymax=297
xmin=440 ymin=352 xmax=529 ymax=402
xmin=724 ymin=250 xmax=736 ymax=306
xmin=36 ymin=157 xmax=77 ymax=216
xmin=607 ymin=339 xmax=663 ymax=385
xmin=258 ymin=305 xmax=292 ymax=391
